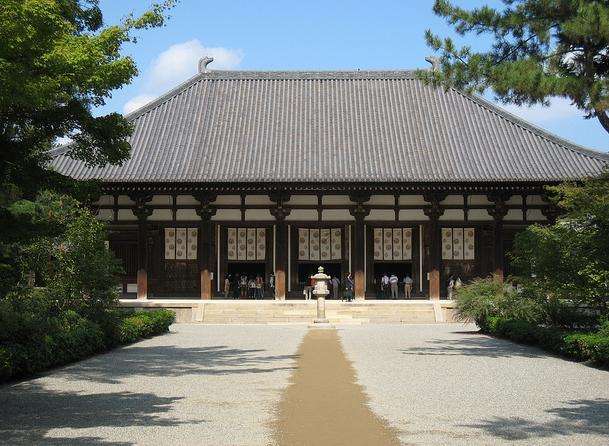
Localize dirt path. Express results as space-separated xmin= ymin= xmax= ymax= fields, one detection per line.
xmin=272 ymin=328 xmax=401 ymax=446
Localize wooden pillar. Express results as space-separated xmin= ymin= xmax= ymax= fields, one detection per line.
xmin=423 ymin=193 xmax=445 ymax=300
xmin=488 ymin=194 xmax=509 ymax=282
xmin=132 ymin=195 xmax=152 ymax=300
xmin=196 ymin=194 xmax=217 ymax=300
xmin=270 ymin=193 xmax=291 ymax=300
xmin=349 ymin=194 xmax=370 ymax=299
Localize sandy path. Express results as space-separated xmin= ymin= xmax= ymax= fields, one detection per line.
xmin=272 ymin=328 xmax=401 ymax=446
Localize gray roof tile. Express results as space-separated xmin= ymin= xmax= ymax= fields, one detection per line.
xmin=51 ymin=70 xmax=609 ymax=183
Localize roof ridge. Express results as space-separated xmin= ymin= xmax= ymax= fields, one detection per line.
xmin=457 ymin=90 xmax=609 ymax=162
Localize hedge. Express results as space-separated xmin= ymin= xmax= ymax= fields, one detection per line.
xmin=485 ymin=316 xmax=609 ymax=368
xmin=0 ymin=309 xmax=175 ymax=383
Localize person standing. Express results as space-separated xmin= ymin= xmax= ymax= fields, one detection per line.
xmin=389 ymin=273 xmax=399 ymax=299
xmin=403 ymin=274 xmax=413 ymax=299
xmin=447 ymin=275 xmax=455 ymax=300
xmin=269 ymin=273 xmax=275 ymax=297
xmin=331 ymin=276 xmax=340 ymax=300
xmin=344 ymin=273 xmax=354 ymax=302
xmin=381 ymin=273 xmax=390 ymax=299
xmin=224 ymin=275 xmax=231 ymax=298
xmin=255 ymin=275 xmax=263 ymax=299
xmin=248 ymin=277 xmax=256 ymax=299
xmin=240 ymin=275 xmax=248 ymax=299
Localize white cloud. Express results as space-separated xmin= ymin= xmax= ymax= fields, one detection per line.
xmin=122 ymin=39 xmax=243 ymax=114
xmin=494 ymin=97 xmax=585 ymax=123
xmin=123 ymin=94 xmax=157 ymax=114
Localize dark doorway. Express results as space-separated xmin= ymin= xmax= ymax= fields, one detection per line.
xmin=295 ymin=262 xmax=343 ymax=299
xmin=372 ymin=262 xmax=413 ymax=299
xmin=226 ymin=262 xmax=268 ymax=299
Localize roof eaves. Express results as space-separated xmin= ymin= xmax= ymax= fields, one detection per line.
xmin=458 ymin=90 xmax=609 ymax=162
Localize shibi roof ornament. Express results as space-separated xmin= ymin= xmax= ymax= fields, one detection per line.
xmin=198 ymin=56 xmax=214 ymax=73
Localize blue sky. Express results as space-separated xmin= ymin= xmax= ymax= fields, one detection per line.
xmin=98 ymin=0 xmax=608 ymax=152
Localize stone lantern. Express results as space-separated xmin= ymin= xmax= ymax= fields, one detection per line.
xmin=311 ymin=266 xmax=331 ymax=324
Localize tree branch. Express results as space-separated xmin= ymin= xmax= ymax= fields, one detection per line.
xmin=595 ymin=109 xmax=609 ymax=135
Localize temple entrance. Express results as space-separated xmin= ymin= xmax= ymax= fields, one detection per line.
xmin=372 ymin=262 xmax=413 ymax=299
xmin=296 ymin=262 xmax=343 ymax=300
xmin=225 ymin=262 xmax=269 ymax=299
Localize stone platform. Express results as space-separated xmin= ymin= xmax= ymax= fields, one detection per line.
xmin=118 ymin=299 xmax=457 ymax=325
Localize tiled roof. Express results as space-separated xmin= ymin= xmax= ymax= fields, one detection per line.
xmin=51 ymin=70 xmax=609 ymax=183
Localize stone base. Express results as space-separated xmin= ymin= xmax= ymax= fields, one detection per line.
xmin=308 ymin=322 xmax=335 ymax=329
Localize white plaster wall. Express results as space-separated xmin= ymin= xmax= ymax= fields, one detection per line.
xmin=149 ymin=209 xmax=173 ymax=221
xmin=96 ymin=195 xmax=114 ymax=205
xmin=286 ymin=195 xmax=318 ymax=205
xmin=468 ymin=195 xmax=491 ymax=205
xmin=97 ymin=209 xmax=113 ymax=221
xmin=322 ymin=209 xmax=354 ymax=221
xmin=322 ymin=195 xmax=353 ymax=205
xmin=176 ymin=209 xmax=199 ymax=221
xmin=441 ymin=195 xmax=464 ymax=205
xmin=439 ymin=209 xmax=465 ymax=221
xmin=468 ymin=209 xmax=493 ymax=221
xmin=527 ymin=209 xmax=547 ymax=221
xmin=245 ymin=209 xmax=273 ymax=221
xmin=506 ymin=195 xmax=523 ymax=205
xmin=117 ymin=209 xmax=137 ymax=221
xmin=399 ymin=209 xmax=428 ymax=221
xmin=286 ymin=209 xmax=318 ymax=221
xmin=368 ymin=195 xmax=395 ymax=205
xmin=527 ymin=195 xmax=545 ymax=205
xmin=150 ymin=195 xmax=172 ymax=206
xmin=504 ymin=209 xmax=524 ymax=221
xmin=176 ymin=195 xmax=199 ymax=205
xmin=365 ymin=210 xmax=395 ymax=221
xmin=215 ymin=195 xmax=241 ymax=205
xmin=245 ymin=195 xmax=273 ymax=205
xmin=399 ymin=195 xmax=426 ymax=205
xmin=212 ymin=209 xmax=241 ymax=221
xmin=117 ymin=195 xmax=134 ymax=205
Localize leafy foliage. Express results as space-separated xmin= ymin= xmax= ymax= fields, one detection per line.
xmin=19 ymin=192 xmax=123 ymax=321
xmin=0 ymin=308 xmax=174 ymax=382
xmin=486 ymin=316 xmax=609 ymax=368
xmin=454 ymin=276 xmax=543 ymax=329
xmin=511 ymin=173 xmax=609 ymax=316
xmin=419 ymin=0 xmax=609 ymax=133
xmin=0 ymin=0 xmax=175 ymax=297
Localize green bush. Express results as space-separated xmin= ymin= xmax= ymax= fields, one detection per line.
xmin=115 ymin=310 xmax=175 ymax=344
xmin=454 ymin=276 xmax=542 ymax=330
xmin=0 ymin=308 xmax=175 ymax=383
xmin=486 ymin=316 xmax=609 ymax=368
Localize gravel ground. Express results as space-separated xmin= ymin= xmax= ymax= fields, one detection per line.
xmin=338 ymin=324 xmax=609 ymax=446
xmin=0 ymin=324 xmax=306 ymax=446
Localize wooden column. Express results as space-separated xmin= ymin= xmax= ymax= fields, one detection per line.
xmin=349 ymin=194 xmax=370 ymax=299
xmin=270 ymin=193 xmax=291 ymax=300
xmin=196 ymin=194 xmax=217 ymax=300
xmin=132 ymin=195 xmax=152 ymax=300
xmin=488 ymin=194 xmax=509 ymax=282
xmin=423 ymin=193 xmax=445 ymax=300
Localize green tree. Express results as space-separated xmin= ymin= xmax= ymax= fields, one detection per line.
xmin=0 ymin=0 xmax=175 ymax=295
xmin=420 ymin=0 xmax=609 ymax=134
xmin=511 ymin=173 xmax=609 ymax=316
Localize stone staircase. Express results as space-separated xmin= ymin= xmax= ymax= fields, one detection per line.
xmin=120 ymin=299 xmax=456 ymax=324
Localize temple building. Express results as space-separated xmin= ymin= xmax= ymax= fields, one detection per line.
xmin=52 ymin=65 xmax=609 ymax=300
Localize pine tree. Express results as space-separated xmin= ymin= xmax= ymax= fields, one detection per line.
xmin=420 ymin=0 xmax=609 ymax=134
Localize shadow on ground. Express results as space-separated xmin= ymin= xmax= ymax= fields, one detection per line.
xmin=399 ymin=333 xmax=546 ymax=359
xmin=464 ymin=399 xmax=609 ymax=441
xmin=57 ymin=342 xmax=298 ymax=384
xmin=0 ymin=383 xmax=182 ymax=445
xmin=0 ymin=337 xmax=299 ymax=444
